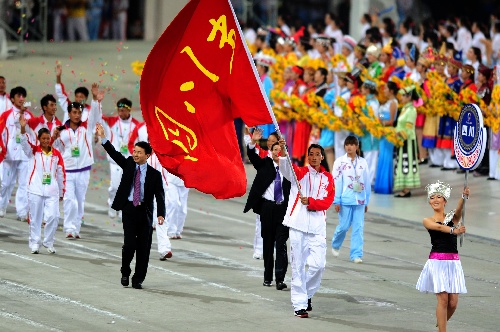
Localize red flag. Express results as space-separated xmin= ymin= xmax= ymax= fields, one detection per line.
xmin=140 ymin=0 xmax=272 ymax=199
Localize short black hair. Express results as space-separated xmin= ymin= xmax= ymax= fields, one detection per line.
xmin=38 ymin=127 xmax=50 ymax=139
xmin=135 ymin=141 xmax=152 ymax=155
xmin=67 ymin=101 xmax=84 ymax=113
xmin=40 ymin=94 xmax=56 ymax=112
xmin=0 ymin=76 xmax=5 ymax=80
xmin=74 ymin=87 xmax=89 ymax=99
xmin=10 ymin=86 xmax=27 ymax=98
xmin=116 ymin=98 xmax=132 ymax=109
xmin=271 ymin=142 xmax=280 ymax=150
xmin=386 ymin=81 xmax=399 ymax=95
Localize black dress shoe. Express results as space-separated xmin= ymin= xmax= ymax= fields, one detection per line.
xmin=440 ymin=167 xmax=454 ymax=171
xmin=429 ymin=164 xmax=441 ymax=168
xmin=487 ymin=177 xmax=497 ymax=180
xmin=121 ymin=276 xmax=129 ymax=287
xmin=262 ymin=281 xmax=272 ymax=287
xmin=418 ymin=158 xmax=428 ymax=165
xmin=132 ymin=282 xmax=143 ymax=289
xmin=276 ymin=281 xmax=287 ymax=290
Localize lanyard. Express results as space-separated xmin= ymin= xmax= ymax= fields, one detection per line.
xmin=118 ymin=119 xmax=132 ymax=142
xmin=350 ymin=156 xmax=359 ymax=178
xmin=308 ymin=171 xmax=323 ymax=198
xmin=68 ymin=127 xmax=80 ymax=146
xmin=40 ymin=152 xmax=53 ymax=173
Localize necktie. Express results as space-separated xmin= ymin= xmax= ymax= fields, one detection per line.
xmin=133 ymin=166 xmax=141 ymax=206
xmin=274 ymin=166 xmax=282 ymax=203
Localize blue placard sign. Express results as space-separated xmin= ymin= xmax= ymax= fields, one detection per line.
xmin=454 ymin=104 xmax=487 ymax=171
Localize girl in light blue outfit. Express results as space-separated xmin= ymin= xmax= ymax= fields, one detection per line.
xmin=331 ymin=136 xmax=371 ymax=263
xmin=374 ymin=81 xmax=399 ymax=194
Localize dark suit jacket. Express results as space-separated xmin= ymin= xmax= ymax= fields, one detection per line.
xmin=243 ymin=146 xmax=291 ymax=214
xmin=103 ymin=140 xmax=165 ymax=224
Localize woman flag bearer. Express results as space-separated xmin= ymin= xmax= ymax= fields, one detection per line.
xmin=278 ymin=138 xmax=334 ymax=318
xmin=19 ymin=116 xmax=65 ymax=254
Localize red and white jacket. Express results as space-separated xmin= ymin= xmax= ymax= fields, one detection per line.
xmin=102 ymin=115 xmax=140 ymax=163
xmin=0 ymin=107 xmax=35 ymax=161
xmin=20 ymin=135 xmax=65 ymax=198
xmin=55 ymin=83 xmax=91 ymax=123
xmin=26 ymin=114 xmax=63 ymax=141
xmin=279 ymin=158 xmax=335 ymax=236
xmin=0 ymin=93 xmax=12 ymax=115
xmin=52 ymin=100 xmax=102 ymax=171
xmin=127 ymin=122 xmax=149 ymax=153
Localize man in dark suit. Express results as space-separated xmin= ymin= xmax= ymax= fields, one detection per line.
xmin=244 ymin=129 xmax=291 ymax=290
xmin=96 ymin=123 xmax=165 ymax=289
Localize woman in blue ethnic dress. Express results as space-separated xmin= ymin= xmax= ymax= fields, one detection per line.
xmin=416 ymin=181 xmax=469 ymax=332
xmin=374 ymin=81 xmax=398 ymax=194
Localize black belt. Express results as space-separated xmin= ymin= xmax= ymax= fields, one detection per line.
xmin=263 ymin=198 xmax=284 ymax=205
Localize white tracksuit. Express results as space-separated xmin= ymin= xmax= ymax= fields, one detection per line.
xmin=148 ymin=153 xmax=171 ymax=256
xmin=55 ymin=83 xmax=90 ymax=123
xmin=166 ymin=173 xmax=189 ymax=238
xmin=53 ymin=100 xmax=101 ymax=236
xmin=0 ymin=94 xmax=13 ymax=183
xmin=0 ymin=107 xmax=35 ymax=218
xmin=26 ymin=114 xmax=63 ymax=140
xmin=279 ymin=157 xmax=335 ymax=311
xmin=20 ymin=136 xmax=65 ymax=251
xmin=102 ymin=115 xmax=140 ymax=210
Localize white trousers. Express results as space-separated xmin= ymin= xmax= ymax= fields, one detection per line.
xmin=440 ymin=149 xmax=458 ymax=169
xmin=153 ymin=186 xmax=171 ymax=255
xmin=364 ymin=150 xmax=379 ymax=185
xmin=334 ymin=130 xmax=349 ymax=160
xmin=63 ymin=171 xmax=90 ymax=234
xmin=289 ymin=229 xmax=326 ymax=311
xmin=0 ymin=160 xmax=29 ymax=218
xmin=166 ymin=185 xmax=189 ymax=236
xmin=428 ymin=148 xmax=444 ymax=166
xmin=108 ymin=163 xmax=123 ymax=206
xmin=253 ymin=214 xmax=263 ymax=256
xmin=28 ymin=194 xmax=59 ymax=250
xmin=67 ymin=17 xmax=89 ymax=41
xmin=489 ymin=149 xmax=500 ymax=178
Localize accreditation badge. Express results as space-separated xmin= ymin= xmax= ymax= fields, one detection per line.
xmin=353 ymin=181 xmax=362 ymax=193
xmin=71 ymin=145 xmax=80 ymax=157
xmin=42 ymin=172 xmax=52 ymax=185
xmin=120 ymin=143 xmax=128 ymax=154
xmin=15 ymin=133 xmax=21 ymax=143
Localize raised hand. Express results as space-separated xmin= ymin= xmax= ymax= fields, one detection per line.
xmin=252 ymin=127 xmax=263 ymax=142
xmin=95 ymin=123 xmax=105 ymax=138
xmin=55 ymin=63 xmax=62 ymax=77
xmin=91 ymin=83 xmax=99 ymax=100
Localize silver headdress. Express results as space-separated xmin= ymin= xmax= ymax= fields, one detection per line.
xmin=425 ymin=180 xmax=452 ymax=201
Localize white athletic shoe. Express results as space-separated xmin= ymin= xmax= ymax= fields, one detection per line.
xmin=253 ymin=253 xmax=262 ymax=260
xmin=31 ymin=246 xmax=40 ymax=254
xmin=108 ymin=208 xmax=117 ymax=219
xmin=0 ymin=209 xmax=5 ymax=218
xmin=353 ymin=258 xmax=363 ymax=264
xmin=46 ymin=247 xmax=56 ymax=254
xmin=331 ymin=248 xmax=340 ymax=257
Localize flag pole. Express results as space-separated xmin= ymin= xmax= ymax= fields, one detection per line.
xmin=228 ymin=0 xmax=303 ymax=196
xmin=460 ymin=170 xmax=468 ymax=247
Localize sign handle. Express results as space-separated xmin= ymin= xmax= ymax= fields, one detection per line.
xmin=460 ymin=170 xmax=468 ymax=247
